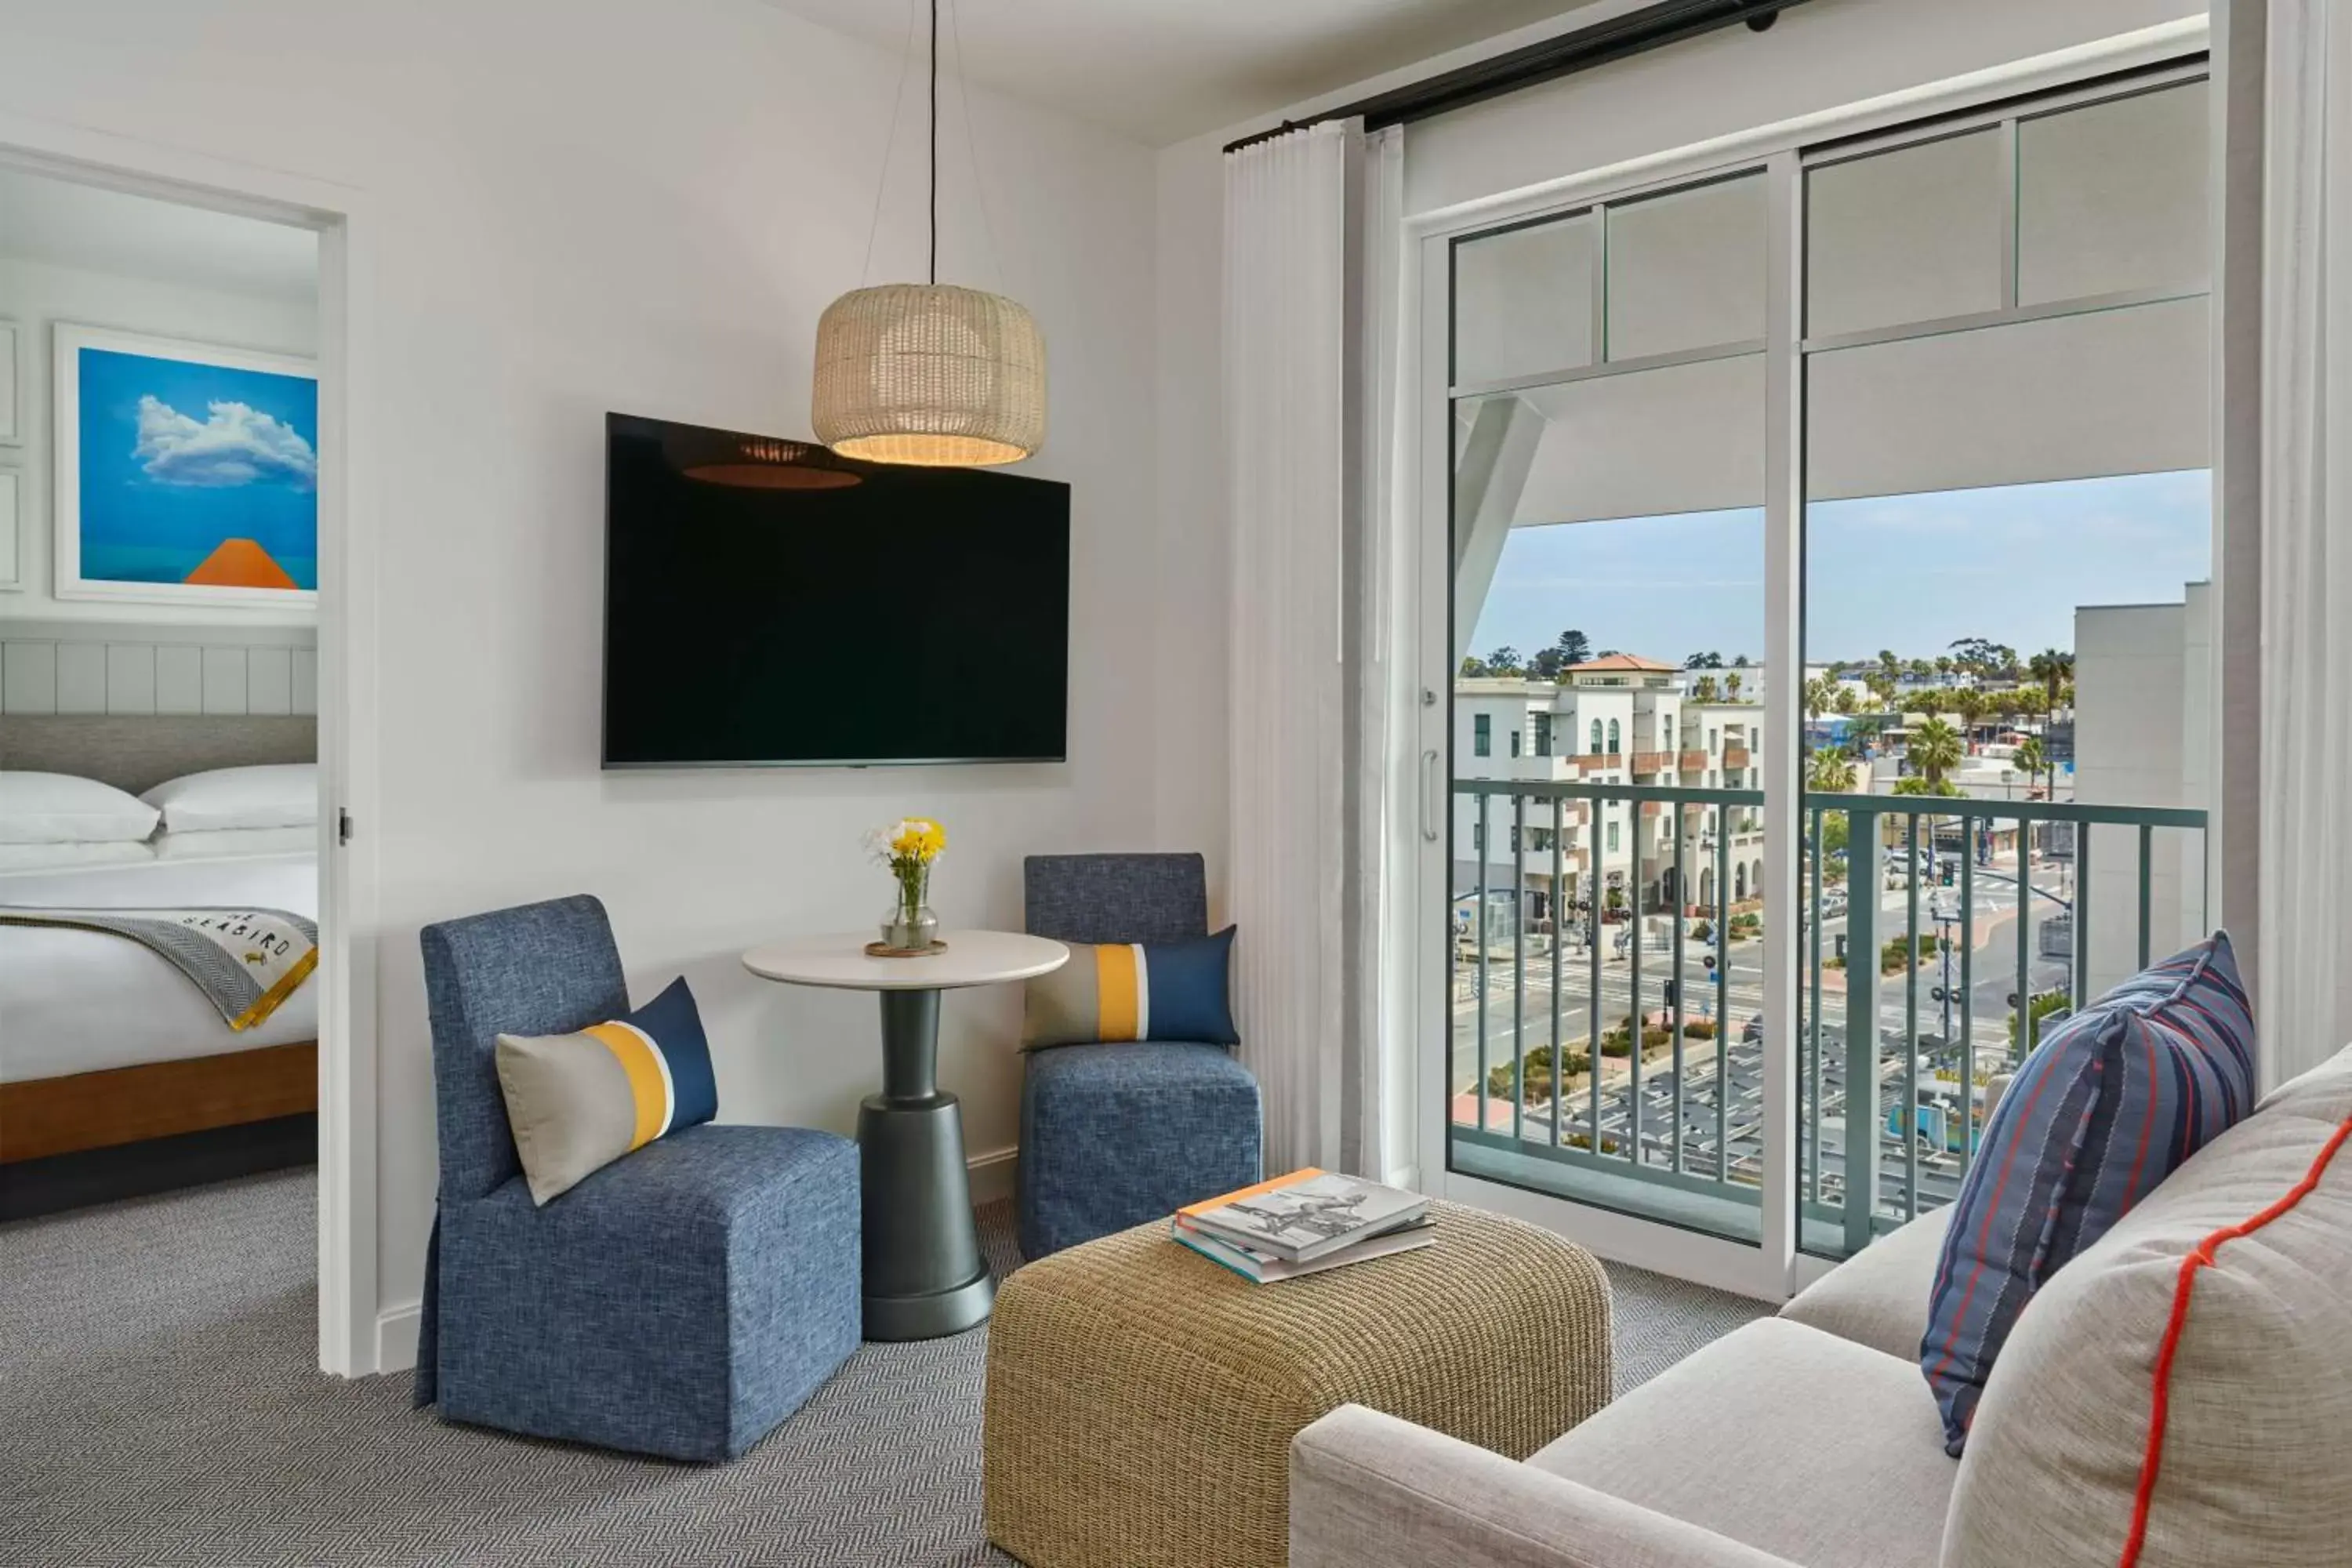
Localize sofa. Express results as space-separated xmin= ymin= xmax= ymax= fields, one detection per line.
xmin=1290 ymin=1044 xmax=2352 ymax=1568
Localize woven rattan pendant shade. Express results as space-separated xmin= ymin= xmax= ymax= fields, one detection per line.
xmin=810 ymin=282 xmax=1045 ymax=466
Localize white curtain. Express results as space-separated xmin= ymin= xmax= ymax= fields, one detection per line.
xmin=1347 ymin=124 xmax=1417 ymax=1185
xmin=2256 ymin=0 xmax=2352 ymax=1083
xmin=1226 ymin=124 xmax=1349 ymax=1174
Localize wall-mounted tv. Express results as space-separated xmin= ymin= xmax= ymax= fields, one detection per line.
xmin=602 ymin=413 xmax=1070 ymax=768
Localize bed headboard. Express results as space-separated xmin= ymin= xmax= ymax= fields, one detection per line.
xmin=0 ymin=715 xmax=317 ymax=795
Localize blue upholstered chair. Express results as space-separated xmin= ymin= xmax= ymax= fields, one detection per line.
xmin=412 ymin=895 xmax=860 ymax=1461
xmin=1018 ymin=854 xmax=1262 ymax=1258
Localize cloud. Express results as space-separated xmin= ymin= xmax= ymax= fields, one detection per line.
xmin=132 ymin=395 xmax=317 ymax=491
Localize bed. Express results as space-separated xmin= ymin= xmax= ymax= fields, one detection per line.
xmin=0 ymin=715 xmax=318 ymax=1167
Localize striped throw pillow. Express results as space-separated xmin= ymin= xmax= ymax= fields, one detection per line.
xmin=1022 ymin=927 xmax=1239 ymax=1049
xmin=494 ymin=976 xmax=720 ymax=1204
xmin=1922 ymin=931 xmax=2255 ymax=1455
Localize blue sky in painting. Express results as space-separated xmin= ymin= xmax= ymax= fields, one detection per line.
xmin=1465 ymin=469 xmax=2212 ymax=666
xmin=77 ymin=347 xmax=318 ymax=590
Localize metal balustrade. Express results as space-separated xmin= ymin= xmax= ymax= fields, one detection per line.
xmin=1449 ymin=779 xmax=2208 ymax=1255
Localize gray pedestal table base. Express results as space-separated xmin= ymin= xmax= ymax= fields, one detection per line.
xmin=857 ymin=987 xmax=995 ymax=1341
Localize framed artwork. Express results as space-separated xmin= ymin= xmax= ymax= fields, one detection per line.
xmin=53 ymin=324 xmax=318 ymax=608
xmin=0 ymin=470 xmax=20 ymax=590
xmin=0 ymin=318 xmax=20 ymax=445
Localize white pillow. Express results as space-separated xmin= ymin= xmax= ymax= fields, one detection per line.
xmin=154 ymin=825 xmax=314 ymax=861
xmin=141 ymin=764 xmax=318 ymax=833
xmin=0 ymin=771 xmax=163 ymax=844
xmin=0 ymin=839 xmax=158 ymax=872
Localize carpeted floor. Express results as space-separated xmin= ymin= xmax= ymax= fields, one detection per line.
xmin=0 ymin=1170 xmax=1769 ymax=1566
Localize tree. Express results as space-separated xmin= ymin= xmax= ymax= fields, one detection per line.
xmin=1691 ymin=674 xmax=1721 ymax=702
xmin=2013 ymin=736 xmax=2047 ymax=797
xmin=1892 ymin=774 xmax=1962 ymax=797
xmin=1733 ymin=653 xmax=1751 ymax=668
xmin=1808 ymin=745 xmax=1858 ymax=792
xmin=1683 ymin=651 xmax=1724 ymax=670
xmin=2027 ymin=648 xmax=2074 ymax=717
xmin=1555 ymin=629 xmax=1592 ymax=669
xmin=1877 ymin=650 xmax=1901 ymax=684
xmin=1803 ymin=676 xmax=1837 ymax=722
xmin=1833 ymin=685 xmax=1860 ymax=716
xmin=1725 ymin=671 xmax=1744 ymax=702
xmin=1908 ymin=717 xmax=1964 ymax=792
xmin=1486 ymin=645 xmax=1523 ymax=676
xmin=1864 ymin=672 xmax=1897 ymax=711
xmin=1951 ymin=688 xmax=1987 ymax=740
xmin=1529 ymin=646 xmax=1566 ymax=680
xmin=1460 ymin=655 xmax=1488 ymax=677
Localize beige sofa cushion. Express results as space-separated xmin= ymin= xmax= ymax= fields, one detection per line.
xmin=1778 ymin=1205 xmax=1950 ymax=1361
xmin=1944 ymin=1045 xmax=2352 ymax=1568
xmin=1533 ymin=1318 xmax=1955 ymax=1568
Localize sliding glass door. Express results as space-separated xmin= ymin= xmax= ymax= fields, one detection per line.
xmin=1421 ymin=57 xmax=2216 ymax=1293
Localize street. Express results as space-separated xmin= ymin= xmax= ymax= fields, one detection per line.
xmin=1449 ymin=847 xmax=2075 ymax=1221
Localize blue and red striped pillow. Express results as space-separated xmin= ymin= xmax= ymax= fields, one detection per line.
xmin=1921 ymin=931 xmax=2255 ymax=1455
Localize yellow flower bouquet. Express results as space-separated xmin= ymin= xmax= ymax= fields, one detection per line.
xmin=869 ymin=817 xmax=947 ymax=952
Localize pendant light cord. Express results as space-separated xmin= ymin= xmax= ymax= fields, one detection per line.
xmin=928 ymin=0 xmax=939 ymax=286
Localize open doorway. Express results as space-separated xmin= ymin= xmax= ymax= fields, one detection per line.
xmin=0 ymin=159 xmax=347 ymax=1330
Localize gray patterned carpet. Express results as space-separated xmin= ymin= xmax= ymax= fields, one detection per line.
xmin=0 ymin=1170 xmax=1769 ymax=1566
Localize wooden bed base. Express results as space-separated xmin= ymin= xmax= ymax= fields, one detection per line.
xmin=0 ymin=1041 xmax=318 ymax=1163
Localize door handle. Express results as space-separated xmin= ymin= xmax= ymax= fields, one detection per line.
xmin=1421 ymin=750 xmax=1442 ymax=842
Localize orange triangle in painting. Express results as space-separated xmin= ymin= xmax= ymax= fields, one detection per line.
xmin=183 ymin=539 xmax=298 ymax=590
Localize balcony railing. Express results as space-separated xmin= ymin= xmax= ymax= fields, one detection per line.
xmin=1450 ymin=779 xmax=2208 ymax=1255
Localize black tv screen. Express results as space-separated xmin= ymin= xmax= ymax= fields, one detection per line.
xmin=603 ymin=413 xmax=1070 ymax=768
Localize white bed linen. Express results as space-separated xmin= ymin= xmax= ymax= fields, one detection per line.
xmin=0 ymin=852 xmax=318 ymax=1083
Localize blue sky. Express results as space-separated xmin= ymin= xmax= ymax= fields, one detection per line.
xmin=78 ymin=347 xmax=318 ymax=588
xmin=1467 ymin=469 xmax=2212 ymax=666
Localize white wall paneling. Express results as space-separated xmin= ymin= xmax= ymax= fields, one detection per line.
xmin=0 ymin=623 xmax=318 ymax=715
xmin=0 ymin=317 xmax=18 ymax=444
xmin=0 ymin=468 xmax=19 ymax=589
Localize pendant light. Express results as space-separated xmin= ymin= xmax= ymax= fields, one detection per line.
xmin=811 ymin=0 xmax=1044 ymax=466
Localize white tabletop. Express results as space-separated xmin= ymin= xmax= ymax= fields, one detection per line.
xmin=742 ymin=929 xmax=1069 ymax=992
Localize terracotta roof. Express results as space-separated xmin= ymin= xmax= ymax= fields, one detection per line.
xmin=1566 ymin=654 xmax=1678 ymax=673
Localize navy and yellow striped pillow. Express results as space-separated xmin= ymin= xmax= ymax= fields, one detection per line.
xmin=494 ymin=976 xmax=720 ymax=1204
xmin=1023 ymin=927 xmax=1239 ymax=1050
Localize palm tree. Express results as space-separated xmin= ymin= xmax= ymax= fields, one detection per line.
xmin=1877 ymin=649 xmax=1900 ymax=687
xmin=2013 ymin=736 xmax=2047 ymax=798
xmin=1725 ymin=671 xmax=1744 ymax=702
xmin=1908 ymin=717 xmax=1964 ymax=792
xmin=1808 ymin=744 xmax=1858 ymax=792
xmin=1864 ymin=672 xmax=1896 ymax=712
xmin=1691 ymin=674 xmax=1720 ymax=702
xmin=1951 ymin=689 xmax=1987 ymax=744
xmin=1803 ymin=675 xmax=1836 ymax=723
xmin=2027 ymin=648 xmax=2074 ymax=718
xmin=1833 ymin=685 xmax=1860 ymax=716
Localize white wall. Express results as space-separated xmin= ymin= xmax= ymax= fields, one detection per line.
xmin=0 ymin=0 xmax=1200 ymax=1367
xmin=0 ymin=256 xmax=318 ymax=626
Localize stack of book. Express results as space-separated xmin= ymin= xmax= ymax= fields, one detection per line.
xmin=1170 ymin=1169 xmax=1432 ymax=1283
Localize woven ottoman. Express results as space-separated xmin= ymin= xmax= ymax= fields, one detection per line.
xmin=982 ymin=1200 xmax=1610 ymax=1568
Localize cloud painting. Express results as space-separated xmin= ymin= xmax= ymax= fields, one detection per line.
xmin=66 ymin=338 xmax=318 ymax=598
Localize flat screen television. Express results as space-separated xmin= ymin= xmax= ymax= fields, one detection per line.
xmin=603 ymin=413 xmax=1070 ymax=768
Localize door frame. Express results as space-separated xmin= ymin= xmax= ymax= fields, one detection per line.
xmin=1400 ymin=16 xmax=2213 ymax=1304
xmin=0 ymin=110 xmax=383 ymax=1374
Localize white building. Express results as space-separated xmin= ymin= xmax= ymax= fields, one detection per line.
xmin=2072 ymin=585 xmax=2212 ymax=996
xmin=1454 ymin=655 xmax=1766 ymax=933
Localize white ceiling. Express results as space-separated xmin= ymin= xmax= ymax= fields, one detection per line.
xmin=760 ymin=0 xmax=1599 ymax=146
xmin=0 ymin=165 xmax=317 ymax=302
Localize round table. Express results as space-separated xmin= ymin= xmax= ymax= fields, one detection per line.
xmin=742 ymin=929 xmax=1068 ymax=1341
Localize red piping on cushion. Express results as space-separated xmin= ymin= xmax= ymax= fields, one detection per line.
xmin=2118 ymin=1112 xmax=2352 ymax=1568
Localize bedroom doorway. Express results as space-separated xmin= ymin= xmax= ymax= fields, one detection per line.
xmin=0 ymin=129 xmax=376 ymax=1377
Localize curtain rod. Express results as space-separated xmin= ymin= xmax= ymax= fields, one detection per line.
xmin=1223 ymin=0 xmax=1809 ymax=154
